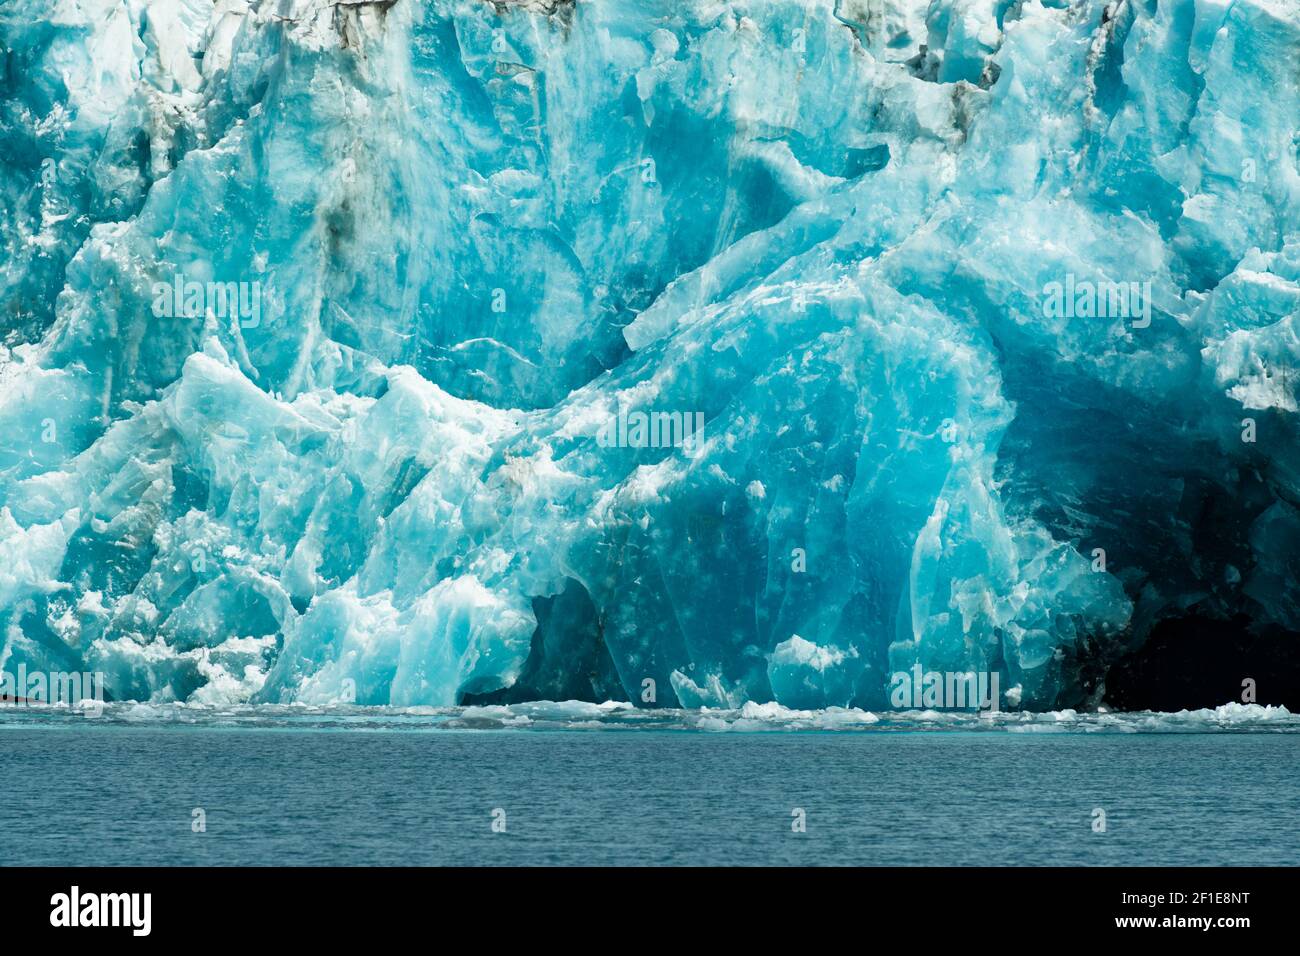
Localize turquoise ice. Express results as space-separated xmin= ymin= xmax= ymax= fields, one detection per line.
xmin=1 ymin=0 xmax=1297 ymax=710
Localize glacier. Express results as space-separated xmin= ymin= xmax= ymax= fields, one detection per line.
xmin=0 ymin=0 xmax=1297 ymax=712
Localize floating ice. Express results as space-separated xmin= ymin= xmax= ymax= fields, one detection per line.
xmin=0 ymin=698 xmax=1295 ymax=734
xmin=1 ymin=0 xmax=1297 ymax=712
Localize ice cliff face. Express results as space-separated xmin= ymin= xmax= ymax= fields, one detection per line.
xmin=1 ymin=0 xmax=1297 ymax=710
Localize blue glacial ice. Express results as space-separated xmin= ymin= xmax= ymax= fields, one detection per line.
xmin=0 ymin=0 xmax=1297 ymax=712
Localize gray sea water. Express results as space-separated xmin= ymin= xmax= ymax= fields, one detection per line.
xmin=1 ymin=702 xmax=1296 ymax=866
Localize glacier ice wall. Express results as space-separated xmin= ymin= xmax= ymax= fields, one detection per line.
xmin=1 ymin=0 xmax=1297 ymax=710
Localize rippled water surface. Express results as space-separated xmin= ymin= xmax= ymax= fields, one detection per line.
xmin=1 ymin=702 xmax=1296 ymax=866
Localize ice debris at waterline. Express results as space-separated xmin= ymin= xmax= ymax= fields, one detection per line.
xmin=1 ymin=0 xmax=1298 ymax=713
xmin=0 ymin=699 xmax=1296 ymax=734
